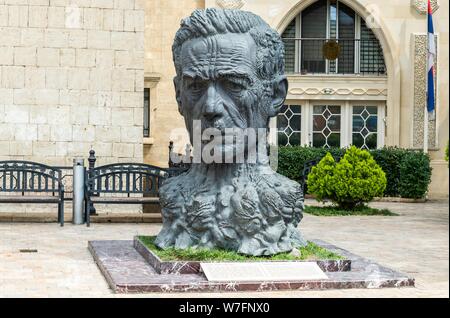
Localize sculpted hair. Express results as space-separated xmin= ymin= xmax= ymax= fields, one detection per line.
xmin=172 ymin=8 xmax=285 ymax=82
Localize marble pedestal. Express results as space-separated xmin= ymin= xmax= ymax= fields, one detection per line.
xmin=88 ymin=239 xmax=414 ymax=293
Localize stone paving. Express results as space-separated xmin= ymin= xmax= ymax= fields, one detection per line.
xmin=0 ymin=199 xmax=448 ymax=298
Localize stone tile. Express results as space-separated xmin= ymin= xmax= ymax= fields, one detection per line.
xmin=0 ymin=199 xmax=447 ymax=297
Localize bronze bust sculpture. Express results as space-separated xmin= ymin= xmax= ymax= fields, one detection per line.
xmin=155 ymin=8 xmax=306 ymax=256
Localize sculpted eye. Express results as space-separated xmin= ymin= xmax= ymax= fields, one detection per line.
xmin=184 ymin=78 xmax=207 ymax=92
xmin=188 ymin=81 xmax=206 ymax=91
xmin=223 ymin=78 xmax=246 ymax=92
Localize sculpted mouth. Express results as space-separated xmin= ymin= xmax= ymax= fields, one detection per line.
xmin=201 ymin=123 xmax=232 ymax=136
xmin=200 ymin=128 xmax=239 ymax=146
xmin=201 ymin=133 xmax=237 ymax=144
xmin=202 ymin=122 xmax=226 ymax=130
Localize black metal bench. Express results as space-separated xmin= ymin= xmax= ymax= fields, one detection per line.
xmin=84 ymin=163 xmax=169 ymax=226
xmin=0 ymin=161 xmax=65 ymax=226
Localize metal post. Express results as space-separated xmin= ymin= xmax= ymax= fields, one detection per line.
xmin=72 ymin=158 xmax=85 ymax=225
xmin=168 ymin=141 xmax=174 ymax=167
xmin=88 ymin=149 xmax=96 ymax=215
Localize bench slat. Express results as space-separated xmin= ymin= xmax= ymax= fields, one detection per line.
xmin=91 ymin=197 xmax=160 ymax=204
xmin=0 ymin=195 xmax=60 ymax=203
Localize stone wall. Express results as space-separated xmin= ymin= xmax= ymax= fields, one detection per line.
xmin=0 ymin=0 xmax=145 ymax=167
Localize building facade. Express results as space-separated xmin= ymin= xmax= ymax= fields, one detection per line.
xmin=143 ymin=0 xmax=449 ymax=198
xmin=0 ymin=0 xmax=448 ymax=207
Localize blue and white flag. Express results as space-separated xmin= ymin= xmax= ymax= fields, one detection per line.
xmin=427 ymin=0 xmax=436 ymax=118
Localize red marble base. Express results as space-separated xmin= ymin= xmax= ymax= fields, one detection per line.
xmin=88 ymin=240 xmax=414 ymax=293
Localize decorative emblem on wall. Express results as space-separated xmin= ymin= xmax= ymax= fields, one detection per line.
xmin=216 ymin=0 xmax=245 ymax=9
xmin=411 ymin=0 xmax=439 ymax=14
xmin=322 ymin=40 xmax=340 ymax=60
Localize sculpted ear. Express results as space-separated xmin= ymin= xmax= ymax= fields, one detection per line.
xmin=269 ymin=75 xmax=288 ymax=117
xmin=174 ymin=76 xmax=183 ymax=114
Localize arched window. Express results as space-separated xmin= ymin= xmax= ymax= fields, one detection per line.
xmin=282 ymin=0 xmax=386 ymax=75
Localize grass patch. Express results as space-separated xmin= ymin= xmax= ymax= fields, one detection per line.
xmin=138 ymin=236 xmax=343 ymax=262
xmin=304 ymin=205 xmax=398 ymax=216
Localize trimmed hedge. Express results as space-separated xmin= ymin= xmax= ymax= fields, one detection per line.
xmin=277 ymin=146 xmax=432 ymax=199
xmin=398 ymin=151 xmax=432 ymax=199
xmin=370 ymin=147 xmax=406 ymax=197
xmin=277 ymin=146 xmax=344 ymax=183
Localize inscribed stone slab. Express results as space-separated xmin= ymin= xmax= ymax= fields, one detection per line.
xmin=201 ymin=262 xmax=329 ymax=282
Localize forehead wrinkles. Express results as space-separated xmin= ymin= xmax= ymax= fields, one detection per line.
xmin=181 ymin=34 xmax=256 ymax=79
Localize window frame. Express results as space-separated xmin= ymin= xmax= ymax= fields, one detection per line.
xmin=143 ymin=73 xmax=161 ymax=144
xmin=272 ymin=100 xmax=385 ymax=149
xmin=310 ymin=102 xmax=345 ymax=148
xmin=143 ymin=87 xmax=150 ymax=138
xmin=285 ymin=0 xmax=385 ymax=76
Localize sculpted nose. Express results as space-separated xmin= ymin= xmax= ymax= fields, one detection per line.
xmin=202 ymin=84 xmax=223 ymax=122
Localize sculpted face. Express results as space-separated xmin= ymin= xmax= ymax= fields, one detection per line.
xmin=175 ymin=32 xmax=288 ymax=163
xmin=176 ymin=33 xmax=263 ymax=153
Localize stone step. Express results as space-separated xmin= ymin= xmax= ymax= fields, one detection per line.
xmin=0 ymin=213 xmax=162 ymax=223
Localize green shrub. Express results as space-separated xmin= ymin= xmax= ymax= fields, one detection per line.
xmin=398 ymin=151 xmax=432 ymax=199
xmin=445 ymin=141 xmax=449 ymax=164
xmin=305 ymin=153 xmax=336 ymax=201
xmin=307 ymin=146 xmax=387 ymax=210
xmin=369 ymin=147 xmax=406 ymax=197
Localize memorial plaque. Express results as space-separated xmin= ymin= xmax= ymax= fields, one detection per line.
xmin=201 ymin=262 xmax=329 ymax=282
